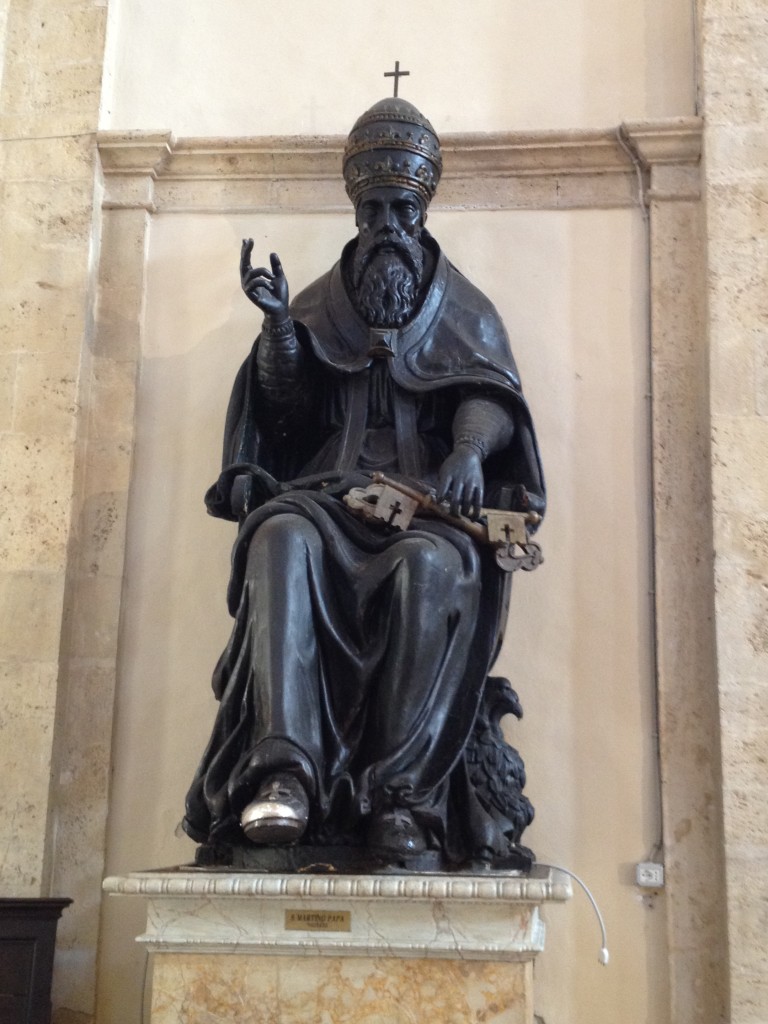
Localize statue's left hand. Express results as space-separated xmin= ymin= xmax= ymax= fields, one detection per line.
xmin=438 ymin=445 xmax=484 ymax=520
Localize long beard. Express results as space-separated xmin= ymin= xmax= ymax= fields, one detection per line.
xmin=352 ymin=239 xmax=424 ymax=328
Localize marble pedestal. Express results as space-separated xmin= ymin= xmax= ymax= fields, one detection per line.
xmin=103 ymin=867 xmax=571 ymax=1024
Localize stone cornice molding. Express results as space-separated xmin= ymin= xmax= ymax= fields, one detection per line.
xmin=104 ymin=869 xmax=571 ymax=959
xmin=97 ymin=118 xmax=702 ymax=213
xmin=98 ymin=129 xmax=175 ymax=176
xmin=103 ymin=867 xmax=572 ymax=903
xmin=98 ymin=130 xmax=174 ymax=212
xmin=620 ymin=117 xmax=703 ymax=202
xmin=620 ymin=117 xmax=702 ymax=166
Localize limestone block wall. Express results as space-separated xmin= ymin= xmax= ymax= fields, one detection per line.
xmin=0 ymin=2 xmax=131 ymax=1020
xmin=699 ymin=1 xmax=768 ymax=1020
xmin=0 ymin=0 xmax=106 ymax=897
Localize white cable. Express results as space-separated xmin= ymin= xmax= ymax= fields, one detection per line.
xmin=537 ymin=862 xmax=609 ymax=966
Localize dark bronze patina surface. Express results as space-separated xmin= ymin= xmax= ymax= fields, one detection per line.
xmin=183 ymin=96 xmax=545 ymax=873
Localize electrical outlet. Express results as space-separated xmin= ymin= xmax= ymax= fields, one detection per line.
xmin=636 ymin=862 xmax=665 ymax=888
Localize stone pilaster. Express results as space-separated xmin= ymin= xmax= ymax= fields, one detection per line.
xmin=44 ymin=132 xmax=180 ymax=1020
xmin=622 ymin=120 xmax=729 ymax=1024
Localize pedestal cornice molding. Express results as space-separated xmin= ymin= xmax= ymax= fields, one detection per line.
xmin=96 ymin=118 xmax=702 ymax=213
xmin=104 ymin=868 xmax=571 ymax=960
xmin=103 ymin=866 xmax=572 ymax=903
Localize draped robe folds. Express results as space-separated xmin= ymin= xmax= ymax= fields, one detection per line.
xmin=183 ymin=236 xmax=545 ymax=863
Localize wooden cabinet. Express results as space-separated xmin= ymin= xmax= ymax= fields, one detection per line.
xmin=0 ymin=900 xmax=71 ymax=1024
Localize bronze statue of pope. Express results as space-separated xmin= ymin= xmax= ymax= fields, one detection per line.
xmin=183 ymin=98 xmax=545 ymax=869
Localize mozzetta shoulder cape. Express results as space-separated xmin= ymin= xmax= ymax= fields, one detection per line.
xmin=208 ymin=236 xmax=545 ymax=520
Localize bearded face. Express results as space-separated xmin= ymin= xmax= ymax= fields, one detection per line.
xmin=349 ymin=187 xmax=427 ymax=328
xmin=351 ymin=235 xmax=425 ymax=328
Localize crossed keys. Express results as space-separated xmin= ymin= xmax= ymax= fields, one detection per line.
xmin=343 ymin=473 xmax=543 ymax=574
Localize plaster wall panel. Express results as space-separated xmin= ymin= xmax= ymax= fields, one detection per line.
xmin=100 ymin=0 xmax=695 ymax=136
xmin=92 ymin=121 xmax=718 ymax=1024
xmin=99 ymin=204 xmax=662 ymax=1024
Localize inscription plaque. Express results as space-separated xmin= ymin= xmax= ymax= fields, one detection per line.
xmin=284 ymin=910 xmax=351 ymax=932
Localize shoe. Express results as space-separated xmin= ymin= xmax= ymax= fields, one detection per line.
xmin=367 ymin=807 xmax=426 ymax=858
xmin=240 ymin=773 xmax=309 ymax=845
